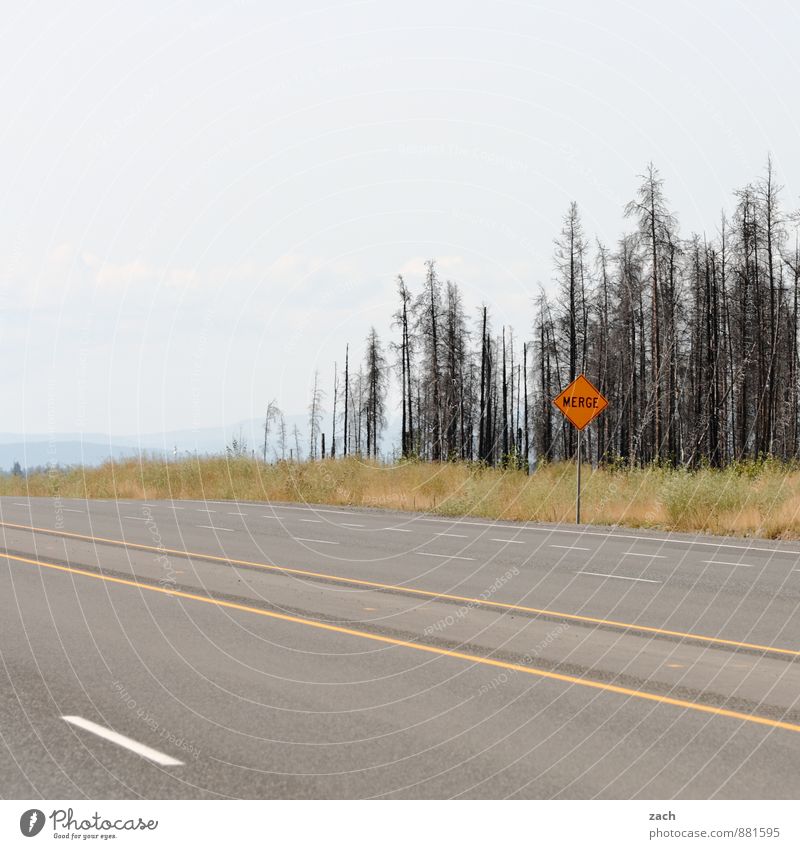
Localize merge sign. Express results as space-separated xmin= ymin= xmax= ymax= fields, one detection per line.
xmin=553 ymin=374 xmax=608 ymax=430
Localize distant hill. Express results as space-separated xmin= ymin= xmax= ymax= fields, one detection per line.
xmin=0 ymin=415 xmax=311 ymax=472
xmin=0 ymin=441 xmax=144 ymax=472
xmin=0 ymin=410 xmax=400 ymax=473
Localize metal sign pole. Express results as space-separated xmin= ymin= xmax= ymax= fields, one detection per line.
xmin=576 ymin=428 xmax=582 ymax=525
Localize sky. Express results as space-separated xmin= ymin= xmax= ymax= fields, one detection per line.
xmin=2 ymin=0 xmax=799 ymax=445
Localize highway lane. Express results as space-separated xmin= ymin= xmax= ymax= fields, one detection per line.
xmin=1 ymin=496 xmax=800 ymax=798
xmin=3 ymin=496 xmax=800 ymax=648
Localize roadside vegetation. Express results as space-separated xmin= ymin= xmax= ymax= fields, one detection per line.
xmin=4 ymin=456 xmax=800 ymax=539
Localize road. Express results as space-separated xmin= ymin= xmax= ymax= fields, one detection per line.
xmin=1 ymin=495 xmax=800 ymax=799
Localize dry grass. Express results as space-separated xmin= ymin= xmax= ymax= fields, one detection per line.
xmin=4 ymin=455 xmax=800 ymax=539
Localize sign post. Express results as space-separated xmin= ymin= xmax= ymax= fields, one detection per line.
xmin=576 ymin=427 xmax=581 ymax=524
xmin=552 ymin=374 xmax=609 ymax=524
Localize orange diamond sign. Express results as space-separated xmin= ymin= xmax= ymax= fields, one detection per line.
xmin=553 ymin=374 xmax=608 ymax=431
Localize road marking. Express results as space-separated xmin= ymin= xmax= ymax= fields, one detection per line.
xmin=0 ymin=556 xmax=786 ymax=736
xmin=62 ymin=716 xmax=183 ymax=766
xmin=701 ymin=560 xmax=755 ymax=568
xmin=622 ymin=552 xmax=666 ymax=559
xmin=435 ymin=532 xmax=468 ymax=538
xmin=123 ymin=516 xmax=149 ymax=522
xmin=299 ymin=519 xmax=322 ymax=523
xmin=227 ymin=503 xmax=800 ymax=556
xmin=262 ymin=515 xmax=281 ymax=520
xmin=196 ymin=509 xmax=216 ymax=513
xmin=384 ymin=527 xmax=412 ymax=533
xmin=577 ymin=571 xmax=662 ymax=584
xmin=341 ymin=523 xmax=364 ymax=528
xmin=257 ymin=505 xmax=363 ymax=517
xmin=62 ymin=508 xmax=84 ymax=513
xmin=228 ymin=511 xmax=248 ymax=516
xmin=13 ymin=502 xmax=30 ymax=507
xmin=551 ymin=544 xmax=591 ymax=551
xmin=419 ymin=552 xmax=475 ymax=561
xmin=294 ymin=538 xmax=339 ymax=545
xmin=196 ymin=525 xmax=234 ymax=532
xmin=491 ymin=538 xmax=525 ymax=544
xmin=2 ymin=519 xmax=797 ymax=658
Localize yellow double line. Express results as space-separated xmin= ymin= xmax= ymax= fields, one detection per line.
xmin=1 ymin=518 xmax=798 ymax=659
xmin=2 ymin=545 xmax=800 ymax=734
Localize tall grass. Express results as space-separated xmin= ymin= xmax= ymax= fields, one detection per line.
xmin=4 ymin=455 xmax=800 ymax=538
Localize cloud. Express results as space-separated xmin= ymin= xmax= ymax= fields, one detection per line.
xmin=82 ymin=252 xmax=197 ymax=289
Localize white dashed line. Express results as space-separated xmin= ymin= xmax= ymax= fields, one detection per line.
xmin=62 ymin=716 xmax=182 ymax=766
xmin=253 ymin=504 xmax=363 ymax=517
xmin=384 ymin=527 xmax=412 ymax=533
xmin=341 ymin=523 xmax=364 ymax=528
xmin=123 ymin=516 xmax=149 ymax=521
xmin=622 ymin=552 xmax=666 ymax=559
xmin=299 ymin=519 xmax=322 ymax=523
xmin=551 ymin=544 xmax=591 ymax=551
xmin=419 ymin=552 xmax=475 ymax=561
xmin=491 ymin=538 xmax=525 ymax=544
xmin=294 ymin=538 xmax=339 ymax=545
xmin=196 ymin=525 xmax=234 ymax=532
xmin=62 ymin=508 xmax=84 ymax=513
xmin=180 ymin=501 xmax=800 ymax=555
xmin=576 ymin=571 xmax=661 ymax=584
xmin=196 ymin=508 xmax=216 ymax=513
xmin=13 ymin=502 xmax=30 ymax=507
xmin=701 ymin=560 xmax=755 ymax=568
xmin=435 ymin=533 xmax=467 ymax=538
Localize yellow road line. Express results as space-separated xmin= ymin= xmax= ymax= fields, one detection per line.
xmin=0 ymin=519 xmax=798 ymax=659
xmin=4 ymin=547 xmax=800 ymax=735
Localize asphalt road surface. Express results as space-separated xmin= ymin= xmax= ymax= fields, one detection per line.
xmin=2 ymin=495 xmax=800 ymax=799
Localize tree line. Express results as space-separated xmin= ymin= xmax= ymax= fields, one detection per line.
xmin=274 ymin=158 xmax=799 ymax=468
